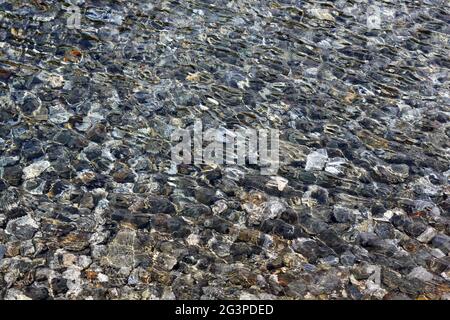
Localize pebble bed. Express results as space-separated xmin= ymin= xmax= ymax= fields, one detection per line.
xmin=0 ymin=0 xmax=449 ymax=300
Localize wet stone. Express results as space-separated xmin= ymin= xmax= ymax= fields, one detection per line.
xmin=404 ymin=221 xmax=428 ymax=238
xmin=21 ymin=139 xmax=44 ymax=161
xmin=22 ymin=161 xmax=51 ymax=180
xmin=24 ymin=285 xmax=49 ymax=300
xmin=112 ymin=166 xmax=136 ymax=183
xmin=332 ymin=206 xmax=358 ymax=224
xmin=181 ymin=204 xmax=212 ymax=218
xmin=111 ymin=210 xmax=151 ymax=229
xmin=20 ymin=96 xmax=40 ymax=115
xmin=86 ymin=123 xmax=107 ymax=143
xmin=407 ymin=266 xmax=434 ymax=283
xmin=2 ymin=165 xmax=22 ymax=186
xmin=50 ymin=278 xmax=69 ymax=296
xmin=6 ymin=207 xmax=28 ymax=221
xmin=317 ymin=229 xmax=349 ymax=254
xmin=195 ymin=187 xmax=219 ymax=205
xmin=292 ymin=238 xmax=334 ymax=263
xmin=0 ymin=245 xmax=6 ymax=261
xmin=340 ymin=251 xmax=356 ymax=266
xmin=374 ymin=223 xmax=396 ymax=239
xmin=144 ymin=196 xmax=176 ymax=215
xmin=431 ymin=234 xmax=450 ymax=254
xmin=6 ymin=216 xmax=39 ymax=240
xmin=0 ymin=0 xmax=448 ymax=301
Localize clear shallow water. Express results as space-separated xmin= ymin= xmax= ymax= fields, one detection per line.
xmin=0 ymin=0 xmax=449 ymax=300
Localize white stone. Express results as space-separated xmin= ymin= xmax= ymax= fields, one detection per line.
xmin=38 ymin=71 xmax=64 ymax=88
xmin=239 ymin=292 xmax=259 ymax=300
xmin=49 ymin=105 xmax=73 ymax=124
xmin=430 ymin=248 xmax=445 ymax=259
xmin=417 ymin=227 xmax=437 ymax=243
xmin=5 ymin=288 xmax=32 ymax=300
xmin=309 ymin=8 xmax=335 ymax=21
xmin=97 ymin=273 xmax=109 ymax=282
xmin=264 ymin=200 xmax=286 ymax=219
xmin=23 ymin=160 xmax=51 ymax=179
xmin=186 ymin=234 xmax=200 ymax=246
xmin=206 ymin=97 xmax=219 ymax=106
xmin=408 ymin=266 xmax=433 ymax=282
xmin=212 ymin=200 xmax=228 ymax=215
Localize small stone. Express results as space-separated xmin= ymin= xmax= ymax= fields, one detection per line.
xmin=38 ymin=72 xmax=64 ymax=88
xmin=23 ymin=160 xmax=51 ymax=180
xmin=112 ymin=166 xmax=136 ymax=183
xmin=317 ymin=228 xmax=348 ymax=254
xmin=244 ymin=199 xmax=286 ymax=225
xmin=417 ymin=227 xmax=437 ymax=243
xmin=407 ymin=266 xmax=433 ymax=282
xmin=373 ymin=164 xmax=409 ymax=183
xmin=59 ymin=231 xmax=91 ymax=251
xmin=62 ymin=253 xmax=78 ymax=267
xmin=2 ymin=165 xmax=23 ymax=186
xmin=332 ymin=206 xmax=358 ymax=223
xmin=211 ymin=200 xmax=228 ymax=215
xmin=5 ymin=216 xmax=39 ymax=240
xmin=308 ymin=8 xmax=335 ymax=21
xmin=97 ymin=273 xmax=109 ymax=283
xmin=204 ymin=216 xmax=231 ymax=234
xmin=287 ymin=280 xmax=308 ymax=297
xmin=22 ymin=139 xmax=44 ymax=161
xmin=319 ymin=255 xmax=339 ymax=266
xmin=0 ymin=179 xmax=7 ymax=192
xmin=86 ymin=123 xmax=107 ymax=143
xmin=0 ymin=244 xmax=6 ymax=261
xmin=181 ymin=204 xmax=211 ymax=217
xmin=404 ymin=221 xmax=427 ymax=238
xmin=145 ymin=196 xmax=176 ymax=214
xmin=51 ymin=277 xmax=69 ymax=295
xmin=374 ymin=223 xmax=395 ymax=239
xmin=78 ymin=170 xmax=97 ymax=185
xmin=111 ymin=209 xmax=151 ymax=229
xmin=431 ymin=234 xmax=450 ymax=254
xmin=340 ymin=251 xmax=356 ymax=266
xmin=0 ymin=68 xmax=13 ymax=81
xmin=24 ymin=285 xmax=49 ymax=300
xmin=292 ymin=238 xmax=333 ymax=262
xmin=20 ymin=96 xmax=40 ymax=115
xmin=195 ymin=187 xmax=219 ymax=205
xmin=0 ymin=189 xmax=20 ymax=213
xmin=48 ymin=105 xmax=73 ymax=124
xmin=357 ymin=232 xmax=381 ymax=248
xmin=206 ymin=97 xmax=219 ymax=106
xmin=79 ymin=192 xmax=95 ymax=209
xmin=302 ymin=185 xmax=329 ymax=205
xmin=298 ymin=213 xmax=329 ymax=235
xmin=4 ymin=289 xmax=32 ymax=300
xmin=428 ymin=256 xmax=450 ymax=274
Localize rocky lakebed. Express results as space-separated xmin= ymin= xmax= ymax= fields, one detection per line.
xmin=0 ymin=0 xmax=449 ymax=300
